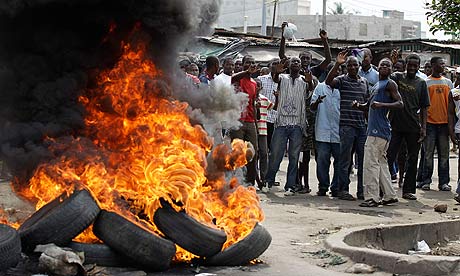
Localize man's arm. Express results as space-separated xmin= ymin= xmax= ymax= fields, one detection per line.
xmin=278 ymin=22 xmax=288 ymax=60
xmin=448 ymin=92 xmax=458 ymax=145
xmin=371 ymin=80 xmax=403 ymax=110
xmin=325 ymin=50 xmax=348 ymax=89
xmin=317 ymin=29 xmax=331 ymax=71
xmin=231 ymin=65 xmax=259 ymax=84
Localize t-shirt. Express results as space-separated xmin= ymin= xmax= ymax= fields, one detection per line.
xmin=389 ymin=72 xmax=430 ymax=133
xmin=214 ymin=73 xmax=232 ymax=86
xmin=333 ymin=74 xmax=369 ymax=128
xmin=256 ymin=94 xmax=274 ymax=136
xmin=238 ymin=78 xmax=257 ymax=123
xmin=426 ymin=76 xmax=453 ymax=124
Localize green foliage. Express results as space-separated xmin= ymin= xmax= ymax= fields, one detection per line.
xmin=426 ymin=0 xmax=460 ymax=38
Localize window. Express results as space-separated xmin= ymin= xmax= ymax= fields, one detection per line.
xmin=359 ymin=23 xmax=367 ymax=36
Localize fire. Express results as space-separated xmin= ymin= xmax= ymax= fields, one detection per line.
xmin=12 ymin=39 xmax=264 ymax=259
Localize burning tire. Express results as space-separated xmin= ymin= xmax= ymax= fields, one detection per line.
xmin=204 ymin=223 xmax=271 ymax=266
xmin=153 ymin=200 xmax=226 ymax=257
xmin=0 ymin=224 xmax=21 ymax=271
xmin=67 ymin=242 xmax=130 ymax=267
xmin=18 ymin=189 xmax=100 ymax=252
xmin=93 ymin=210 xmax=176 ymax=271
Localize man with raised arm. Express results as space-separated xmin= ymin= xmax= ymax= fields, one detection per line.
xmin=325 ymin=51 xmax=369 ymax=201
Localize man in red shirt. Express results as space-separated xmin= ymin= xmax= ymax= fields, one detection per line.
xmin=230 ymin=55 xmax=259 ymax=187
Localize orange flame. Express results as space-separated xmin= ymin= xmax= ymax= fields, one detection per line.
xmin=16 ymin=40 xmax=263 ymax=258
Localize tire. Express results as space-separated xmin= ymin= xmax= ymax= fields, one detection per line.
xmin=0 ymin=224 xmax=21 ymax=271
xmin=205 ymin=223 xmax=271 ymax=266
xmin=153 ymin=200 xmax=226 ymax=257
xmin=67 ymin=242 xmax=130 ymax=267
xmin=19 ymin=189 xmax=100 ymax=252
xmin=93 ymin=210 xmax=176 ymax=271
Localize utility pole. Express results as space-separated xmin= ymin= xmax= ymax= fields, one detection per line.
xmin=322 ymin=0 xmax=327 ymax=30
xmin=261 ymin=0 xmax=267 ymax=35
xmin=271 ymin=0 xmax=278 ymax=38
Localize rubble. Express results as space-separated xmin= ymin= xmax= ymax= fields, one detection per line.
xmin=434 ymin=203 xmax=448 ymax=213
xmin=35 ymin=244 xmax=84 ymax=276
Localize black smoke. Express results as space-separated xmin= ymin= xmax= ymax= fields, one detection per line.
xmin=0 ymin=0 xmax=221 ymax=186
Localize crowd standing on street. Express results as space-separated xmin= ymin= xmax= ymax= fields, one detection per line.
xmin=178 ymin=22 xmax=460 ymax=207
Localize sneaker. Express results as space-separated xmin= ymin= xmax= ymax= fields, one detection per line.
xmin=402 ymin=193 xmax=417 ymax=200
xmin=439 ymin=183 xmax=452 ymax=191
xmin=421 ymin=183 xmax=431 ymax=191
xmin=391 ymin=174 xmax=397 ymax=184
xmin=416 ymin=182 xmax=424 ymax=189
xmin=284 ymin=188 xmax=296 ymax=196
xmin=454 ymin=195 xmax=460 ymax=204
xmin=359 ymin=198 xmax=379 ymax=207
xmin=261 ymin=186 xmax=270 ymax=193
xmin=339 ymin=193 xmax=356 ymax=201
xmin=296 ymin=186 xmax=311 ymax=194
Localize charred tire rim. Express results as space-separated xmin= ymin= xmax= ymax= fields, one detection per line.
xmin=0 ymin=224 xmax=21 ymax=271
xmin=93 ymin=210 xmax=176 ymax=271
xmin=19 ymin=189 xmax=100 ymax=252
xmin=153 ymin=200 xmax=226 ymax=257
xmin=67 ymin=241 xmax=130 ymax=267
xmin=205 ymin=223 xmax=271 ymax=266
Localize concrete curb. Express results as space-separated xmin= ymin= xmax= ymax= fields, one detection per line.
xmin=325 ymin=220 xmax=460 ymax=275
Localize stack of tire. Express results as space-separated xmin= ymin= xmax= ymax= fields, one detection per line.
xmin=0 ymin=224 xmax=21 ymax=272
xmin=6 ymin=189 xmax=271 ymax=271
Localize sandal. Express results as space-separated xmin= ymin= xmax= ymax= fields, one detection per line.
xmin=421 ymin=184 xmax=431 ymax=191
xmin=381 ymin=198 xmax=398 ymax=205
xmin=454 ymin=195 xmax=460 ymax=204
xmin=359 ymin=199 xmax=379 ymax=207
xmin=439 ymin=184 xmax=452 ymax=191
xmin=402 ymin=193 xmax=417 ymax=200
xmin=339 ymin=193 xmax=356 ymax=201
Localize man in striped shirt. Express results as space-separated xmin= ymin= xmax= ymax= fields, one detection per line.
xmin=264 ymin=57 xmax=315 ymax=195
xmin=326 ymin=51 xmax=369 ymax=201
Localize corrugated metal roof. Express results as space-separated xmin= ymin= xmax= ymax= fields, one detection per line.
xmin=421 ymin=41 xmax=460 ymax=50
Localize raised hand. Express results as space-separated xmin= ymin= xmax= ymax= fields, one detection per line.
xmin=304 ymin=70 xmax=313 ymax=82
xmin=336 ymin=50 xmax=349 ymax=65
xmin=275 ymin=62 xmax=286 ymax=74
xmin=319 ymin=29 xmax=328 ymax=40
xmin=247 ymin=64 xmax=259 ymax=75
xmin=390 ymin=48 xmax=399 ymax=64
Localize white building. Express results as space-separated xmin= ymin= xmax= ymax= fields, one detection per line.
xmin=217 ymin=0 xmax=311 ymax=30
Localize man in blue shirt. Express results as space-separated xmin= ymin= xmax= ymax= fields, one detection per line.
xmin=358 ymin=48 xmax=379 ymax=88
xmin=310 ymin=64 xmax=341 ymax=196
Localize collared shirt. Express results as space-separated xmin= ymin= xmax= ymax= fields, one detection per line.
xmin=311 ymin=82 xmax=340 ymax=143
xmin=275 ymin=74 xmax=307 ymax=129
xmin=257 ymin=74 xmax=278 ymax=123
xmin=358 ymin=66 xmax=379 ymax=88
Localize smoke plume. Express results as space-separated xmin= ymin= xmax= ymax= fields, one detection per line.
xmin=0 ymin=0 xmax=225 ymax=185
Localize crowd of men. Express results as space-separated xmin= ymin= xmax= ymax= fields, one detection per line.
xmin=178 ymin=22 xmax=460 ymax=208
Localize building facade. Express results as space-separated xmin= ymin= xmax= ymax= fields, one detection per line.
xmin=217 ymin=0 xmax=311 ymax=30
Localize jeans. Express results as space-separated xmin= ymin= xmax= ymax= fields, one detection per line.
xmin=258 ymin=135 xmax=268 ymax=182
xmin=420 ymin=123 xmax=450 ymax=186
xmin=229 ymin=121 xmax=259 ymax=183
xmin=316 ymin=141 xmax=340 ymax=192
xmin=387 ymin=131 xmax=421 ymax=194
xmin=336 ymin=125 xmax=366 ymax=196
xmin=265 ymin=125 xmax=303 ymax=191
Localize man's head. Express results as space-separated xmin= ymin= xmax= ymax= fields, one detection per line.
xmin=299 ymin=51 xmax=312 ymax=68
xmin=456 ymin=67 xmax=460 ymax=79
xmin=242 ymin=55 xmax=256 ymax=71
xmin=234 ymin=59 xmax=243 ymax=73
xmin=222 ymin=57 xmax=234 ymax=75
xmin=378 ymin=58 xmax=392 ymax=78
xmin=205 ymin=56 xmax=220 ymax=76
xmin=393 ymin=59 xmax=406 ymax=73
xmin=178 ymin=56 xmax=191 ymax=72
xmin=424 ymin=61 xmax=432 ymax=76
xmin=255 ymin=78 xmax=263 ymax=93
xmin=187 ymin=63 xmax=200 ymax=77
xmin=346 ymin=56 xmax=359 ymax=77
xmin=289 ymin=57 xmax=301 ymax=74
xmin=260 ymin=67 xmax=270 ymax=76
xmin=361 ymin=48 xmax=373 ymax=70
xmin=430 ymin=57 xmax=445 ymax=75
xmin=269 ymin=58 xmax=281 ymax=74
xmin=404 ymin=54 xmax=421 ymax=78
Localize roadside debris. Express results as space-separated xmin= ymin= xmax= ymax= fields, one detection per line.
xmin=434 ymin=204 xmax=448 ymax=213
xmin=35 ymin=244 xmax=84 ymax=276
xmin=345 ymin=263 xmax=376 ymax=274
xmin=308 ymin=249 xmax=347 ymax=267
xmin=408 ymin=240 xmax=431 ymax=255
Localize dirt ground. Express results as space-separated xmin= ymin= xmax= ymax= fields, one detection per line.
xmin=1 ymin=154 xmax=460 ymax=276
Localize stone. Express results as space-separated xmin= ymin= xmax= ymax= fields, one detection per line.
xmin=434 ymin=204 xmax=448 ymax=213
xmin=345 ymin=263 xmax=376 ymax=274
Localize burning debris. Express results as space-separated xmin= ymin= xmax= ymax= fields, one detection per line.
xmin=0 ymin=0 xmax=270 ymax=273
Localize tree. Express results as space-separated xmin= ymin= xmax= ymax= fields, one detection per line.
xmin=328 ymin=2 xmax=347 ymax=15
xmin=426 ymin=0 xmax=460 ymax=39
